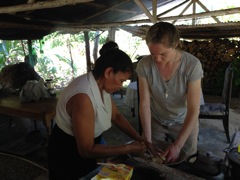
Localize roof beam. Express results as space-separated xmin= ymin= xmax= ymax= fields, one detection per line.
xmin=192 ymin=0 xmax=196 ymax=25
xmin=0 ymin=0 xmax=93 ymax=14
xmin=172 ymin=0 xmax=193 ymax=24
xmin=1 ymin=7 xmax=239 ymax=31
xmin=158 ymin=7 xmax=240 ymax=22
xmin=82 ymin=1 xmax=131 ymax=22
xmin=196 ymin=0 xmax=221 ymax=23
xmin=2 ymin=21 xmax=240 ymax=36
xmin=152 ymin=0 xmax=157 ymax=18
xmin=158 ymin=0 xmax=190 ymax=17
xmin=69 ymin=7 xmax=240 ymax=27
xmin=134 ymin=0 xmax=157 ymax=23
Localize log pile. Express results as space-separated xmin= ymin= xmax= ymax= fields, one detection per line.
xmin=181 ymin=38 xmax=240 ymax=95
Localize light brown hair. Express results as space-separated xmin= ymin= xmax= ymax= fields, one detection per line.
xmin=146 ymin=22 xmax=180 ymax=48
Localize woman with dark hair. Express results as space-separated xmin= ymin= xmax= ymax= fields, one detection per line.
xmin=48 ymin=45 xmax=146 ymax=180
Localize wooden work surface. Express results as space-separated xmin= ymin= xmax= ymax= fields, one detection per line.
xmin=0 ymin=94 xmax=58 ymax=135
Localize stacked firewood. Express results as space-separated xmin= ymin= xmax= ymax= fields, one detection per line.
xmin=181 ymin=38 xmax=240 ymax=95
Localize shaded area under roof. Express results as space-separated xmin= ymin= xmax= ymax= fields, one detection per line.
xmin=0 ymin=0 xmax=175 ymax=40
xmin=0 ymin=0 xmax=239 ymax=40
xmin=120 ymin=22 xmax=240 ymax=39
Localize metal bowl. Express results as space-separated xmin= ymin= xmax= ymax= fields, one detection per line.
xmin=128 ymin=140 xmax=187 ymax=167
xmin=154 ymin=140 xmax=187 ymax=166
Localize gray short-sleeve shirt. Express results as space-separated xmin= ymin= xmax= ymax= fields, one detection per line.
xmin=136 ymin=51 xmax=203 ymax=126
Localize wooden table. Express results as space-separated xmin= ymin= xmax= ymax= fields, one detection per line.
xmin=0 ymin=94 xmax=58 ymax=136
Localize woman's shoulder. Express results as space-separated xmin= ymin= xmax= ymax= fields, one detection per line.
xmin=65 ymin=73 xmax=90 ymax=93
xmin=181 ymin=51 xmax=202 ymax=68
xmin=180 ymin=51 xmax=203 ymax=76
xmin=181 ymin=51 xmax=200 ymax=62
xmin=137 ymin=55 xmax=151 ymax=66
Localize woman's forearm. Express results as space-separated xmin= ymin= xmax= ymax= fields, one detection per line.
xmin=140 ymin=104 xmax=152 ymax=142
xmin=174 ymin=108 xmax=199 ymax=149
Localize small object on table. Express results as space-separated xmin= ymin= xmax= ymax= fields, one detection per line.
xmin=45 ymin=79 xmax=56 ymax=96
xmin=92 ymin=162 xmax=133 ymax=180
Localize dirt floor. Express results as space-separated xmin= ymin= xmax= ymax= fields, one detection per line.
xmin=0 ymin=94 xmax=239 ymax=179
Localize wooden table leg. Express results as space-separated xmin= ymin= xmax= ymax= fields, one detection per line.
xmin=42 ymin=112 xmax=56 ymax=139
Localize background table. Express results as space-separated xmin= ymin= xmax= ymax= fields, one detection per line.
xmin=0 ymin=94 xmax=58 ymax=136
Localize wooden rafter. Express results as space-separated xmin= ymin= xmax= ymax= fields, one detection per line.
xmin=192 ymin=0 xmax=196 ymax=25
xmin=81 ymin=1 xmax=131 ymax=23
xmin=152 ymin=0 xmax=157 ymax=18
xmin=162 ymin=0 xmax=222 ymax=25
xmin=0 ymin=0 xmax=239 ymax=40
xmin=163 ymin=7 xmax=240 ymax=24
xmin=172 ymin=0 xmax=193 ymax=24
xmin=196 ymin=0 xmax=221 ymax=23
xmin=1 ymin=6 xmax=239 ymax=31
xmin=158 ymin=0 xmax=190 ymax=17
xmin=87 ymin=1 xmax=136 ymax=14
xmin=134 ymin=0 xmax=157 ymax=23
xmin=0 ymin=0 xmax=93 ymax=14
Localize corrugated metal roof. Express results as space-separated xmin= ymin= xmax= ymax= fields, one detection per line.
xmin=0 ymin=0 xmax=239 ymax=40
xmin=120 ymin=22 xmax=240 ymax=39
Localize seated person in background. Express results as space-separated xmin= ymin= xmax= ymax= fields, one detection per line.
xmin=0 ymin=62 xmax=46 ymax=138
xmin=48 ymin=43 xmax=146 ymax=180
xmin=0 ymin=62 xmax=42 ymax=91
xmin=136 ymin=22 xmax=203 ymax=164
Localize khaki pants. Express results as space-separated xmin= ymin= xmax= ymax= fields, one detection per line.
xmin=151 ymin=119 xmax=199 ymax=156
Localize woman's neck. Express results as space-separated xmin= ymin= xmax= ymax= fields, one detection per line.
xmin=157 ymin=49 xmax=181 ymax=81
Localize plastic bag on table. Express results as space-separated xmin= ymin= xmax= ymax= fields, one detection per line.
xmin=19 ymin=80 xmax=51 ymax=103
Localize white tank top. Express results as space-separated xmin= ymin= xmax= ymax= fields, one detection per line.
xmin=55 ymin=72 xmax=112 ymax=137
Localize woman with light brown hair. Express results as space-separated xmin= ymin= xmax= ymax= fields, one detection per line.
xmin=136 ymin=22 xmax=203 ymax=163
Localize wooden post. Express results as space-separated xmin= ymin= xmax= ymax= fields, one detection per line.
xmin=84 ymin=31 xmax=92 ymax=72
xmin=27 ymin=39 xmax=34 ymax=67
xmin=107 ymin=28 xmax=116 ymax=41
xmin=93 ymin=31 xmax=100 ymax=62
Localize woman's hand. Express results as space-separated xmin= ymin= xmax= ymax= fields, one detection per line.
xmin=144 ymin=141 xmax=163 ymax=157
xmin=127 ymin=140 xmax=146 ymax=154
xmin=162 ymin=143 xmax=181 ymax=163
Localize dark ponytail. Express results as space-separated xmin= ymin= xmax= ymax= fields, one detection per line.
xmin=99 ymin=41 xmax=119 ymax=56
xmin=92 ymin=49 xmax=133 ymax=79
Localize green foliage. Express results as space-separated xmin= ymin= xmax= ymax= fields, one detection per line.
xmin=0 ymin=53 xmax=7 ymax=69
xmin=35 ymin=55 xmax=57 ymax=79
xmin=35 ymin=54 xmax=75 ymax=88
xmin=0 ymin=40 xmax=26 ymax=69
xmin=0 ymin=30 xmax=142 ymax=89
xmin=54 ymin=54 xmax=77 ymax=72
